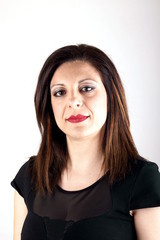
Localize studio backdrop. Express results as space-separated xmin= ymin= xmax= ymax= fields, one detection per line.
xmin=0 ymin=0 xmax=160 ymax=239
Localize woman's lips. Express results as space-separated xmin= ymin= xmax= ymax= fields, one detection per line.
xmin=67 ymin=114 xmax=89 ymax=123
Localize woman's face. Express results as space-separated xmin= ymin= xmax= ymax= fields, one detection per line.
xmin=50 ymin=61 xmax=107 ymax=140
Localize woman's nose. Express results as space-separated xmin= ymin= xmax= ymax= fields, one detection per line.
xmin=67 ymin=95 xmax=83 ymax=109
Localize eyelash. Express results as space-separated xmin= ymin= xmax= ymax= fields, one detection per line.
xmin=53 ymin=90 xmax=66 ymax=97
xmin=80 ymin=86 xmax=95 ymax=92
xmin=53 ymin=86 xmax=95 ymax=97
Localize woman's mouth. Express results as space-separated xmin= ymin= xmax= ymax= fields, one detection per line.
xmin=66 ymin=114 xmax=89 ymax=123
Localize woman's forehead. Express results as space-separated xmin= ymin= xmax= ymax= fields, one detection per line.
xmin=51 ymin=60 xmax=101 ymax=83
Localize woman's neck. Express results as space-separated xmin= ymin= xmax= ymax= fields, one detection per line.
xmin=58 ymin=132 xmax=106 ymax=190
xmin=66 ymin=134 xmax=104 ymax=173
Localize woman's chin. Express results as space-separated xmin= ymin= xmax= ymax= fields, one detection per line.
xmin=66 ymin=129 xmax=102 ymax=142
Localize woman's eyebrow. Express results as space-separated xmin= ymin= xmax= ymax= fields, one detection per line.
xmin=78 ymin=79 xmax=97 ymax=83
xmin=50 ymin=83 xmax=65 ymax=90
xmin=50 ymin=79 xmax=97 ymax=90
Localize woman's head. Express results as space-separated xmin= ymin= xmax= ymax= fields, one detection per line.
xmin=35 ymin=44 xmax=129 ymax=144
xmin=33 ymin=44 xmax=138 ymax=193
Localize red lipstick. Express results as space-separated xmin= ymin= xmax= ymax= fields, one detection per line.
xmin=67 ymin=114 xmax=89 ymax=123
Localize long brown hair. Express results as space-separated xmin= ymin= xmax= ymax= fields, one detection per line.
xmin=31 ymin=44 xmax=139 ymax=194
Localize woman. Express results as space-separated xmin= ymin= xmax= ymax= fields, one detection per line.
xmin=11 ymin=44 xmax=160 ymax=240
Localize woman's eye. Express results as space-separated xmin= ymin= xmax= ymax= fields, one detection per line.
xmin=80 ymin=86 xmax=95 ymax=92
xmin=53 ymin=90 xmax=66 ymax=97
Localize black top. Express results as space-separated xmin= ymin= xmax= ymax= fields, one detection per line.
xmin=11 ymin=158 xmax=160 ymax=240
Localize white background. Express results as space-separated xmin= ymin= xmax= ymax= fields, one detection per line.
xmin=0 ymin=0 xmax=160 ymax=239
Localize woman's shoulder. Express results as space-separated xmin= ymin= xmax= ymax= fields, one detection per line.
xmin=131 ymin=157 xmax=159 ymax=176
xmin=112 ymin=157 xmax=160 ymax=211
xmin=13 ymin=156 xmax=35 ymax=180
xmin=129 ymin=157 xmax=160 ymax=210
xmin=11 ymin=156 xmax=35 ymax=199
